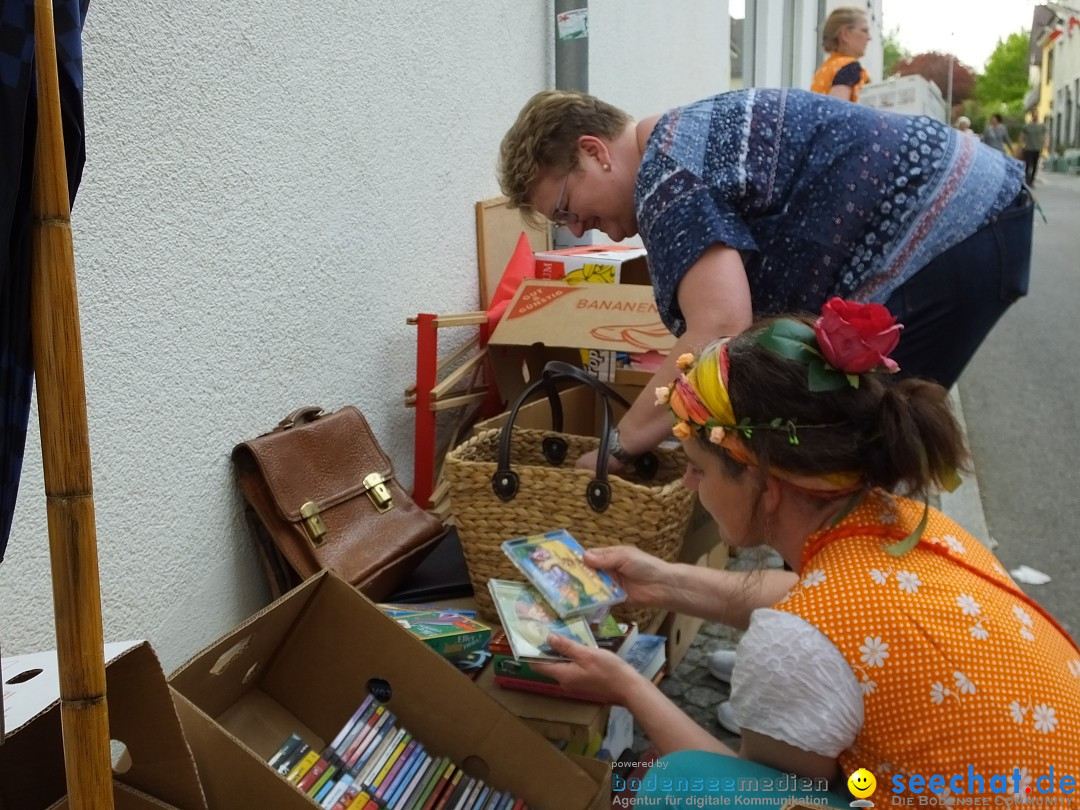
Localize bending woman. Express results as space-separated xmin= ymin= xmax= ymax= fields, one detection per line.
xmin=498 ymin=89 xmax=1032 ymax=471
xmin=532 ymin=300 xmax=1080 ymax=804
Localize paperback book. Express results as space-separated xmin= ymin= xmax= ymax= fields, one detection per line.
xmin=390 ymin=610 xmax=491 ymax=660
xmin=500 ymin=529 xmax=625 ymax=619
xmin=619 ymin=631 xmax=667 ymax=682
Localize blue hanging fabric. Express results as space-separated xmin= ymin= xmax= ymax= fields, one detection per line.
xmin=0 ymin=0 xmax=90 ymax=561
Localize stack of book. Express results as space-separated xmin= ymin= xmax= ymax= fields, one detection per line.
xmin=490 ymin=623 xmax=666 ymax=701
xmin=378 ymin=604 xmax=492 ymax=679
xmin=268 ymin=693 xmax=528 ymax=809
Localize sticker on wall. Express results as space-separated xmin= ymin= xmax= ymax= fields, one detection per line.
xmin=556 ymin=8 xmax=589 ymax=41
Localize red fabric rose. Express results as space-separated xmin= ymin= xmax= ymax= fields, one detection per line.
xmin=813 ymin=298 xmax=902 ymax=374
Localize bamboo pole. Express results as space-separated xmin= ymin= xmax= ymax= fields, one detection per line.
xmin=30 ymin=1 xmax=115 ymax=808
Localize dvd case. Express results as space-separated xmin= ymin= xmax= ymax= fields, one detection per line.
xmin=486 ymin=579 xmax=597 ymax=662
xmin=501 ymin=529 xmax=626 ymax=619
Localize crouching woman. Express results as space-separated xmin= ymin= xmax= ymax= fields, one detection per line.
xmin=533 ymin=300 xmax=1080 ymax=807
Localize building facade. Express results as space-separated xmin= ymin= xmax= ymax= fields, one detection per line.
xmin=1030 ymin=3 xmax=1080 ymax=152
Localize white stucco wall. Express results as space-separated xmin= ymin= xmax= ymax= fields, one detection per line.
xmin=589 ymin=2 xmax=730 ymax=115
xmin=0 ymin=1 xmax=729 ymax=674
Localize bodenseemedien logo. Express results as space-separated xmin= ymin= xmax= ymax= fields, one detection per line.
xmin=849 ymin=768 xmax=878 ymax=807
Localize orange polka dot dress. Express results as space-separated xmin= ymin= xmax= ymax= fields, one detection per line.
xmin=773 ymin=490 xmax=1080 ymax=799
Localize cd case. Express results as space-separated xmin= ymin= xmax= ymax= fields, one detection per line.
xmin=501 ymin=529 xmax=626 ymax=619
xmin=486 ymin=579 xmax=597 ymax=662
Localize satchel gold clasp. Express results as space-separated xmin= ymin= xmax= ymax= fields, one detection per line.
xmin=300 ymin=501 xmax=327 ymax=546
xmin=364 ymin=473 xmax=394 ymax=513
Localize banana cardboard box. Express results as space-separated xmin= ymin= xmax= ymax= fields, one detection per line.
xmin=488 ymin=274 xmax=674 ymax=399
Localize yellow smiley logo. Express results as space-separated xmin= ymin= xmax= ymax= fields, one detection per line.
xmin=848 ymin=768 xmax=877 ymax=799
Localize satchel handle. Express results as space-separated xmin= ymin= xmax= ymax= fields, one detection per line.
xmin=276 ymin=406 xmax=325 ymax=430
xmin=492 ymin=361 xmax=658 ymax=512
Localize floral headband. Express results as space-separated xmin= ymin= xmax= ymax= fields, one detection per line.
xmin=656 ymin=299 xmax=905 ymax=496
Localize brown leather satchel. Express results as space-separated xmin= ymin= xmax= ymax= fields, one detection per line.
xmin=232 ymin=406 xmax=446 ymax=600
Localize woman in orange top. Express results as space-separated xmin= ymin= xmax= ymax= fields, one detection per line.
xmin=811 ymin=7 xmax=872 ymax=102
xmin=533 ymin=299 xmax=1080 ymax=806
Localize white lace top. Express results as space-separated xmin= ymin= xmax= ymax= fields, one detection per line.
xmin=729 ymin=608 xmax=864 ymax=757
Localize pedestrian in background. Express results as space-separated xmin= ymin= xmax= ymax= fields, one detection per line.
xmin=1020 ymin=111 xmax=1049 ymax=186
xmin=955 ymin=116 xmax=978 ymax=140
xmin=810 ymin=7 xmax=871 ymax=102
xmin=981 ymin=113 xmax=1013 ymax=154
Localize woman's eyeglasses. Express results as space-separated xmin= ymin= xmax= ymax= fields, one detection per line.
xmin=551 ymin=173 xmax=580 ymax=226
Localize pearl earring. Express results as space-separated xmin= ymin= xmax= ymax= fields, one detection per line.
xmin=602 ymin=163 xmax=610 ymax=171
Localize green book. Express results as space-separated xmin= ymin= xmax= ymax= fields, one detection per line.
xmin=392 ymin=611 xmax=492 ymax=659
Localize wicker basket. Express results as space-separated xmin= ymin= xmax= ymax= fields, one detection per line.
xmin=444 ymin=365 xmax=695 ymax=627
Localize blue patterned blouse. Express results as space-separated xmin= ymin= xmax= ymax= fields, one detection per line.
xmin=635 ymin=89 xmax=1024 ymax=336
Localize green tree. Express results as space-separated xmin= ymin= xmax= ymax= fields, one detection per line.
xmin=974 ymin=30 xmax=1030 ymax=107
xmin=882 ymin=28 xmax=909 ymax=77
xmin=966 ymin=30 xmax=1029 ymax=139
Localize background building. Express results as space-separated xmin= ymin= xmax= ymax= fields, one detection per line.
xmin=1029 ymin=3 xmax=1080 ymax=151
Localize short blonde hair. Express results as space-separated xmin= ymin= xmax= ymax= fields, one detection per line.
xmin=498 ymin=90 xmax=631 ymax=218
xmin=822 ymin=7 xmax=867 ymax=52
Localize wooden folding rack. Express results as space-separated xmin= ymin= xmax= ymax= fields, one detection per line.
xmin=406 ymin=198 xmax=550 ymax=515
xmin=405 ymin=311 xmax=498 ymax=516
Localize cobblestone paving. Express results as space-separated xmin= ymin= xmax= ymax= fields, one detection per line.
xmin=637 ymin=619 xmax=744 ymax=753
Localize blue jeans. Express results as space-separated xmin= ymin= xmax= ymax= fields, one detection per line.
xmin=625 ymin=751 xmax=850 ymax=808
xmin=883 ymin=189 xmax=1034 ymax=388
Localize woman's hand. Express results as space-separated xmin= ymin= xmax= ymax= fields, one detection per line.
xmin=529 ymin=633 xmax=646 ymax=705
xmin=574 ymin=448 xmax=631 ymax=475
xmin=583 ymin=545 xmax=673 ymax=608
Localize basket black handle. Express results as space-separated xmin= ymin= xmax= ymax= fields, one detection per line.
xmin=541 ymin=362 xmax=660 ymax=481
xmin=491 ymin=361 xmax=658 ymax=512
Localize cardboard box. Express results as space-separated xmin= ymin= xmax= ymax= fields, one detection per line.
xmin=526 ymin=247 xmax=658 ymax=387
xmin=1 ymin=641 xmax=207 ymax=810
xmin=47 ymin=783 xmax=190 ymax=810
xmin=532 ymin=246 xmax=649 ymax=285
xmin=641 ymin=507 xmax=729 ymax=673
xmin=490 ymin=280 xmax=673 ymax=356
xmin=168 ymin=571 xmax=609 ymax=810
xmin=680 ymin=499 xmax=727 ymax=570
xmin=488 ymin=278 xmax=673 ymax=397
xmin=656 ymin=543 xmax=730 ymax=672
xmin=473 ymin=665 xmax=609 ymax=753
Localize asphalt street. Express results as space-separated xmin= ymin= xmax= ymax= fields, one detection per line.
xmin=958 ymin=169 xmax=1080 ymax=637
